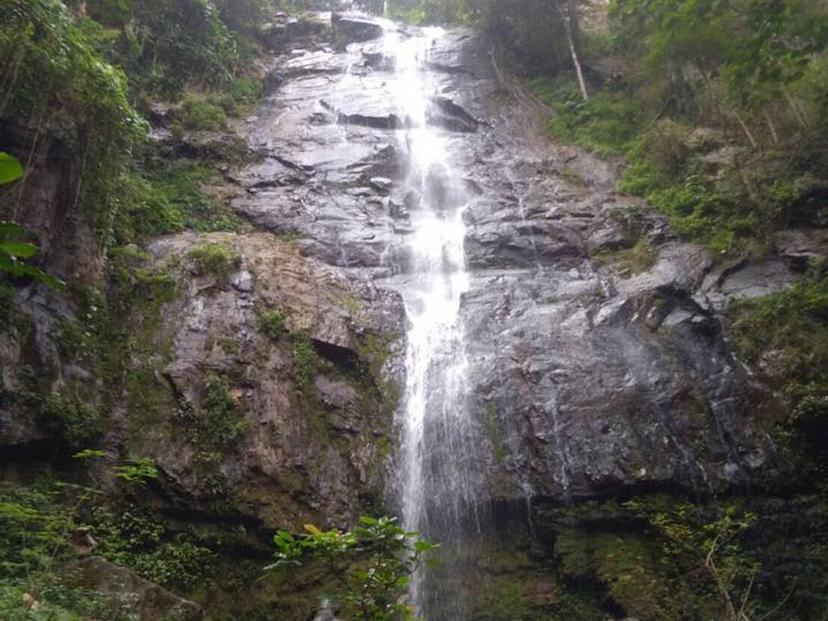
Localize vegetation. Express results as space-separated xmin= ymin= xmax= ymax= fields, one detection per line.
xmin=0 ymin=154 xmax=64 ymax=289
xmin=41 ymin=391 xmax=102 ymax=449
xmin=518 ymin=0 xmax=827 ymax=254
xmin=187 ymin=242 xmax=241 ymax=278
xmin=591 ymin=238 xmax=658 ymax=277
xmin=292 ymin=333 xmax=318 ymax=387
xmin=269 ymin=516 xmax=437 ymax=621
xmin=257 ymin=309 xmax=286 ymax=340
xmin=1 ymin=1 xmax=827 ymax=619
xmin=728 ymin=272 xmax=828 ymax=444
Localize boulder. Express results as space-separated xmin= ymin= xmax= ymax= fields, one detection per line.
xmin=331 ymin=13 xmax=383 ymax=43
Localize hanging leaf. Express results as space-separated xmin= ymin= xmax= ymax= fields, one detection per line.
xmin=0 ymin=240 xmax=39 ymax=259
xmin=0 ymin=153 xmax=23 ymax=186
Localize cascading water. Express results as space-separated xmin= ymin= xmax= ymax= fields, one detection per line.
xmin=373 ymin=23 xmax=484 ymax=618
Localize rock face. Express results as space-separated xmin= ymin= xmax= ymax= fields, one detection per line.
xmin=0 ymin=11 xmax=816 ymax=529
xmin=229 ymin=15 xmax=804 ymax=506
xmin=123 ymin=232 xmax=405 ymax=527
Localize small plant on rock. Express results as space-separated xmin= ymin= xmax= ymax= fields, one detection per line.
xmin=187 ymin=243 xmax=241 ymax=279
xmin=257 ymin=309 xmax=286 ymax=340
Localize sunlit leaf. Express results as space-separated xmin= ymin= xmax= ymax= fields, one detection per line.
xmin=0 ymin=153 xmax=23 ymax=185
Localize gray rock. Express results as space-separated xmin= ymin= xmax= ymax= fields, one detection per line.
xmin=222 ymin=22 xmax=785 ymax=506
xmin=331 ymin=13 xmax=383 ymax=43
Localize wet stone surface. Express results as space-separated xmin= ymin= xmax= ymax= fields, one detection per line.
xmin=226 ymin=13 xmax=797 ymax=505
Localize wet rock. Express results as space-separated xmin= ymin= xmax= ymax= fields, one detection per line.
xmin=776 ymin=228 xmax=828 ymax=269
xmin=331 ymin=13 xmax=383 ymax=43
xmin=370 ymin=177 xmax=393 ymax=193
xmin=427 ymin=96 xmax=480 ymax=133
xmin=224 ymin=18 xmax=786 ymax=509
xmin=124 ymin=232 xmax=405 ymax=527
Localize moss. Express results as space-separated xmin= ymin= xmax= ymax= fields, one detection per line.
xmin=257 ymin=309 xmax=286 ymax=340
xmin=483 ymin=401 xmax=507 ymax=465
xmin=220 ymin=338 xmax=240 ymax=354
xmin=591 ymin=239 xmax=658 ymax=277
xmin=187 ymin=243 xmax=241 ymax=279
xmin=338 ymin=293 xmax=363 ymax=315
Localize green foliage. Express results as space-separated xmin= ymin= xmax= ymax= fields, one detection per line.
xmin=41 ymin=392 xmax=102 ymax=449
xmin=128 ymin=540 xmax=214 ymax=591
xmin=292 ymin=333 xmax=318 ymax=387
xmin=0 ymin=0 xmax=146 ymax=241
xmin=0 ymin=580 xmax=140 ymax=621
xmin=0 ymin=153 xmax=24 ymax=185
xmin=624 ymin=497 xmax=760 ymax=620
xmin=257 ymin=309 xmax=286 ymax=340
xmin=728 ymin=273 xmax=828 ymax=436
xmin=198 ymin=372 xmax=246 ymax=449
xmin=0 ymin=221 xmax=65 ymax=289
xmin=87 ymin=503 xmax=214 ymax=591
xmin=114 ymin=458 xmax=159 ymax=487
xmin=84 ymin=0 xmax=243 ymax=98
xmin=0 ymin=481 xmax=71 ymax=577
xmin=591 ymin=238 xmax=658 ymax=277
xmin=115 ymin=160 xmax=241 ymax=245
xmin=181 ymin=95 xmax=228 ymax=131
xmin=269 ymin=516 xmax=437 ymax=621
xmin=528 ymin=80 xmax=644 ymax=156
xmin=187 ymin=242 xmax=241 ymax=278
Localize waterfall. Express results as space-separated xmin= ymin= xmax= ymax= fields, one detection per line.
xmin=374 ymin=24 xmax=482 ymax=618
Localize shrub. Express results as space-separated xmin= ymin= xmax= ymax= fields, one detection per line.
xmin=41 ymin=392 xmax=102 ymax=448
xmin=200 ymin=373 xmax=246 ymax=448
xmin=728 ymin=273 xmax=828 ymax=436
xmin=257 ymin=309 xmax=286 ymax=340
xmin=187 ymin=243 xmax=241 ymax=278
xmin=292 ymin=334 xmax=317 ymax=387
xmin=129 ymin=539 xmax=214 ymax=591
xmin=180 ymin=96 xmax=228 ymax=131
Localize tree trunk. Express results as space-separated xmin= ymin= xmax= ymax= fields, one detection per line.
xmin=559 ymin=0 xmax=589 ymax=102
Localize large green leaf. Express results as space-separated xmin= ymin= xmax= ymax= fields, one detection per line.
xmin=0 ymin=240 xmax=38 ymax=259
xmin=0 ymin=153 xmax=23 ymax=186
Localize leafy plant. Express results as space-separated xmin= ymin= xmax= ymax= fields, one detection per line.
xmin=257 ymin=309 xmax=286 ymax=340
xmin=269 ymin=516 xmax=438 ymax=621
xmin=114 ymin=459 xmax=159 ymax=487
xmin=180 ymin=95 xmax=228 ymax=131
xmin=292 ymin=333 xmax=317 ymax=387
xmin=624 ymin=498 xmax=760 ymax=621
xmin=187 ymin=242 xmax=241 ymax=278
xmin=41 ymin=392 xmax=102 ymax=449
xmin=0 ymin=154 xmax=65 ymax=289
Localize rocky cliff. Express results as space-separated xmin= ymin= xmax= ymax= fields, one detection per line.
xmin=1 ymin=8 xmax=826 ymax=621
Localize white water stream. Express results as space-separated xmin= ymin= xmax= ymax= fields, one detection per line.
xmin=375 ymin=24 xmax=480 ymax=616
